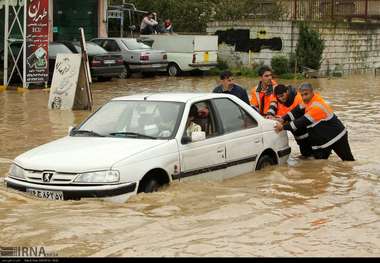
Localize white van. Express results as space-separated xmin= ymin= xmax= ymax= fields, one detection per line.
xmin=141 ymin=35 xmax=219 ymax=76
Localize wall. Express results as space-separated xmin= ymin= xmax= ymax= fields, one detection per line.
xmin=207 ymin=20 xmax=380 ymax=75
xmin=53 ymin=0 xmax=99 ymax=41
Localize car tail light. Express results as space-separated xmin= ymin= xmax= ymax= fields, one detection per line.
xmin=192 ymin=54 xmax=196 ymax=64
xmin=116 ymin=58 xmax=124 ymax=65
xmin=140 ymin=55 xmax=149 ymax=61
xmin=91 ymin=58 xmax=102 ymax=66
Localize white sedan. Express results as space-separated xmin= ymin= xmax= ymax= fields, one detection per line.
xmin=4 ymin=93 xmax=291 ymax=202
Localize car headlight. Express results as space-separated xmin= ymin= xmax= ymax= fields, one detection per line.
xmin=8 ymin=164 xmax=25 ymax=179
xmin=74 ymin=170 xmax=120 ymax=183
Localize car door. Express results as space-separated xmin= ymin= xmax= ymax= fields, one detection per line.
xmin=177 ymin=100 xmax=227 ymax=182
xmin=212 ymin=98 xmax=263 ymax=180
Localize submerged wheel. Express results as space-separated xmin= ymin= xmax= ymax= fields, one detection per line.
xmin=119 ymin=65 xmax=132 ymax=79
xmin=256 ymin=155 xmax=276 ymax=171
xmin=168 ymin=63 xmax=181 ymax=77
xmin=142 ymin=178 xmax=161 ymax=193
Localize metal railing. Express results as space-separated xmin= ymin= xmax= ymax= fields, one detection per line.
xmin=281 ymin=0 xmax=380 ymax=21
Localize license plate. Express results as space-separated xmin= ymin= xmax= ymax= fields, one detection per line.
xmin=27 ymin=189 xmax=64 ymax=201
xmin=104 ymin=60 xmax=115 ymax=64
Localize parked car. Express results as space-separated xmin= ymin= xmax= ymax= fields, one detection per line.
xmin=4 ymin=93 xmax=291 ymax=202
xmin=70 ymin=42 xmax=126 ymax=81
xmin=90 ymin=37 xmax=168 ymax=78
xmin=140 ymin=35 xmax=219 ymax=76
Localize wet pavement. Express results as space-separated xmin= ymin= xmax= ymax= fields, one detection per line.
xmin=0 ymin=74 xmax=379 ymax=257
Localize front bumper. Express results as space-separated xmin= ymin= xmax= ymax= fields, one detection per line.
xmin=189 ymin=62 xmax=218 ymax=69
xmin=91 ymin=65 xmax=125 ymax=78
xmin=277 ymin=147 xmax=291 ymax=164
xmin=4 ymin=177 xmax=136 ymax=200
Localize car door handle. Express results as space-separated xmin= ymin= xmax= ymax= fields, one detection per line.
xmin=254 ymin=139 xmax=261 ymax=143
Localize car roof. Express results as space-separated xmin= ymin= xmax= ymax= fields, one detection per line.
xmin=112 ymin=93 xmax=235 ymax=103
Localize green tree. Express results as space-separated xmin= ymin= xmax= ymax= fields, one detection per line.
xmin=115 ymin=0 xmax=284 ymax=32
xmin=295 ymin=23 xmax=325 ymax=71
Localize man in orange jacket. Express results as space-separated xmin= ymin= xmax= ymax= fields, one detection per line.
xmin=275 ymin=83 xmax=354 ymax=161
xmin=269 ymin=84 xmax=313 ymax=158
xmin=250 ymin=66 xmax=277 ymax=116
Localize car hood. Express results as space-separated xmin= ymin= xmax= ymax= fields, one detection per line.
xmin=14 ymin=137 xmax=168 ymax=173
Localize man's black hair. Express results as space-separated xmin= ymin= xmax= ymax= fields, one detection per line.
xmin=220 ymin=70 xmax=233 ymax=80
xmin=274 ymin=84 xmax=289 ymax=96
xmin=258 ymin=65 xmax=272 ymax=77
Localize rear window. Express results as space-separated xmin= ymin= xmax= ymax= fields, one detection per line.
xmin=122 ymin=39 xmax=151 ymax=50
xmin=49 ymin=44 xmax=73 ymax=57
xmin=74 ymin=43 xmax=107 ymax=55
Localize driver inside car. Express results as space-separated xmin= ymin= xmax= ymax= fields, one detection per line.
xmin=185 ymin=105 xmax=202 ymax=137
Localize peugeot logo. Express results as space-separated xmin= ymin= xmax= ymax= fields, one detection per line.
xmin=42 ymin=172 xmax=54 ymax=182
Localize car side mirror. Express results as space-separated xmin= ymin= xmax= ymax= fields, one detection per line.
xmin=181 ymin=136 xmax=192 ymax=145
xmin=68 ymin=126 xmax=76 ymax=136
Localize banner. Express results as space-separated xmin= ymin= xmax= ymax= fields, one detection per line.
xmin=48 ymin=53 xmax=92 ymax=111
xmin=25 ymin=0 xmax=49 ymax=84
xmin=48 ymin=54 xmax=81 ymax=110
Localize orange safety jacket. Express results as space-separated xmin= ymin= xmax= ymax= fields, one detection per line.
xmin=282 ymin=93 xmax=347 ymax=150
xmin=268 ymin=86 xmax=303 ymax=118
xmin=250 ymin=80 xmax=277 ymax=116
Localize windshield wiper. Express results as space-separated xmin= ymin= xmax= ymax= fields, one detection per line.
xmin=71 ymin=130 xmax=105 ymax=137
xmin=109 ymin=132 xmax=157 ymax=140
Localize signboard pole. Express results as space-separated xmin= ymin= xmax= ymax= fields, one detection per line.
xmin=79 ymin=27 xmax=93 ymax=110
xmin=23 ymin=0 xmax=27 ymax=88
xmin=4 ymin=0 xmax=9 ymax=88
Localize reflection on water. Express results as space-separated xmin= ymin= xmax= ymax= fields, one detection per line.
xmin=0 ymin=75 xmax=379 ymax=257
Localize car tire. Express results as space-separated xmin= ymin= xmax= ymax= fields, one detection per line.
xmin=168 ymin=63 xmax=181 ymax=77
xmin=119 ymin=65 xmax=131 ymax=79
xmin=256 ymin=155 xmax=276 ymax=171
xmin=143 ymin=178 xmax=161 ymax=193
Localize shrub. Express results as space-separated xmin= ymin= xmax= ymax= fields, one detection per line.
xmin=271 ymin=55 xmax=290 ymax=75
xmin=296 ymin=23 xmax=325 ymax=71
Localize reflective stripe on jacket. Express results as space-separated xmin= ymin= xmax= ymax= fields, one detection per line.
xmin=283 ymin=94 xmax=347 ymax=150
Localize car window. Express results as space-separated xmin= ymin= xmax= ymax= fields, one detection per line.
xmin=213 ymin=98 xmax=258 ymax=134
xmin=49 ymin=44 xmax=73 ymax=57
xmin=121 ymin=39 xmax=151 ymax=50
xmin=103 ymin=40 xmax=121 ymax=52
xmin=187 ymin=100 xmax=219 ymax=139
xmin=77 ymin=100 xmax=185 ymax=139
xmin=74 ymin=43 xmax=107 ymax=55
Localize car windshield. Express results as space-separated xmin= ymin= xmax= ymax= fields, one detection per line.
xmin=74 ymin=43 xmax=107 ymax=55
xmin=75 ymin=100 xmax=185 ymax=139
xmin=121 ymin=39 xmax=151 ymax=50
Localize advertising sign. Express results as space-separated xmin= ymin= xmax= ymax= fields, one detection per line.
xmin=48 ymin=54 xmax=81 ymax=110
xmin=25 ymin=0 xmax=49 ymax=83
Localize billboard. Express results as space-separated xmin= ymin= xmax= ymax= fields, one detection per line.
xmin=25 ymin=0 xmax=49 ymax=84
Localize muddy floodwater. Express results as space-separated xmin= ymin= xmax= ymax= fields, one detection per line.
xmin=0 ymin=74 xmax=379 ymax=257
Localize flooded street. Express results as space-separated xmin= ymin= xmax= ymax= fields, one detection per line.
xmin=0 ymin=74 xmax=379 ymax=257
